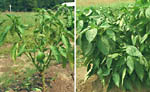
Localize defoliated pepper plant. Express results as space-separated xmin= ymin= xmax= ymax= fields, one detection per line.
xmin=0 ymin=5 xmax=74 ymax=92
xmin=77 ymin=0 xmax=150 ymax=92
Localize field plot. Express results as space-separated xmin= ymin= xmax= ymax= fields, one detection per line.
xmin=0 ymin=6 xmax=74 ymax=92
xmin=77 ymin=0 xmax=150 ymax=92
xmin=77 ymin=0 xmax=135 ymax=8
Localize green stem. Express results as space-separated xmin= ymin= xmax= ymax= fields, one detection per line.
xmin=41 ymin=71 xmax=46 ymax=92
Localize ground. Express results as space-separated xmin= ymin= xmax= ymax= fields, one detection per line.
xmin=0 ymin=53 xmax=74 ymax=92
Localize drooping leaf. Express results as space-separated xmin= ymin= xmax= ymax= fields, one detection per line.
xmin=11 ymin=43 xmax=18 ymax=61
xmin=112 ymin=72 xmax=120 ymax=87
xmin=81 ymin=36 xmax=93 ymax=55
xmin=127 ymin=56 xmax=134 ymax=75
xmin=0 ymin=26 xmax=10 ymax=46
xmin=106 ymin=57 xmax=112 ymax=68
xmin=121 ymin=68 xmax=126 ymax=85
xmin=61 ymin=35 xmax=71 ymax=49
xmin=135 ymin=61 xmax=144 ymax=81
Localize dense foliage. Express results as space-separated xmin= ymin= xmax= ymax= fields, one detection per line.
xmin=0 ymin=0 xmax=74 ymax=11
xmin=77 ymin=0 xmax=150 ymax=91
xmin=0 ymin=5 xmax=74 ymax=91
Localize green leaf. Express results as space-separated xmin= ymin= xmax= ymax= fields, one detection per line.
xmin=17 ymin=43 xmax=26 ymax=57
xmin=145 ymin=7 xmax=150 ymax=19
xmin=61 ymin=35 xmax=71 ymax=49
xmin=67 ymin=52 xmax=74 ymax=70
xmin=106 ymin=30 xmax=116 ymax=41
xmin=83 ymin=9 xmax=92 ymax=16
xmin=103 ymin=68 xmax=111 ymax=76
xmin=126 ymin=56 xmax=134 ymax=75
xmin=126 ymin=46 xmax=142 ymax=57
xmin=112 ymin=72 xmax=120 ymax=87
xmin=17 ymin=26 xmax=24 ymax=34
xmin=0 ymin=26 xmax=10 ymax=46
xmin=77 ymin=20 xmax=84 ymax=32
xmin=50 ymin=46 xmax=61 ymax=63
xmin=124 ymin=78 xmax=132 ymax=90
xmin=108 ymin=53 xmax=120 ymax=58
xmin=140 ymin=34 xmax=148 ymax=44
xmin=11 ymin=43 xmax=18 ymax=61
xmin=97 ymin=36 xmax=110 ymax=55
xmin=59 ymin=47 xmax=67 ymax=58
xmin=131 ymin=35 xmax=138 ymax=46
xmin=135 ymin=62 xmax=144 ymax=81
xmin=121 ymin=68 xmax=126 ymax=85
xmin=97 ymin=68 xmax=103 ymax=79
xmin=106 ymin=57 xmax=112 ymax=68
xmin=85 ymin=28 xmax=97 ymax=43
xmin=81 ymin=36 xmax=93 ymax=55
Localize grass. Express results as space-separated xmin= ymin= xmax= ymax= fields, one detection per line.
xmin=77 ymin=0 xmax=135 ymax=9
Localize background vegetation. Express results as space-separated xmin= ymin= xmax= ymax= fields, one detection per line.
xmin=0 ymin=0 xmax=74 ymax=12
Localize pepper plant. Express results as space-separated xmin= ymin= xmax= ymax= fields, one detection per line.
xmin=0 ymin=5 xmax=74 ymax=92
xmin=77 ymin=0 xmax=150 ymax=92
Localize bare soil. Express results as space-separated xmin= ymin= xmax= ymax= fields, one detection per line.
xmin=0 ymin=54 xmax=74 ymax=92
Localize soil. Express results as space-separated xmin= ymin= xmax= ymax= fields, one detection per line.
xmin=0 ymin=54 xmax=74 ymax=92
xmin=77 ymin=66 xmax=150 ymax=92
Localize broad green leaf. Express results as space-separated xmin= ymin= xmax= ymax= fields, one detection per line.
xmin=106 ymin=30 xmax=116 ymax=41
xmin=85 ymin=28 xmax=97 ymax=43
xmin=106 ymin=57 xmax=112 ymax=68
xmin=97 ymin=36 xmax=110 ymax=55
xmin=127 ymin=56 xmax=134 ymax=75
xmin=135 ymin=62 xmax=144 ymax=81
xmin=50 ymin=46 xmax=61 ymax=63
xmin=112 ymin=72 xmax=120 ymax=87
xmin=126 ymin=46 xmax=142 ymax=57
xmin=121 ymin=68 xmax=126 ymax=85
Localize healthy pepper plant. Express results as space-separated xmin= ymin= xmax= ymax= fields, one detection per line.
xmin=0 ymin=5 xmax=74 ymax=92
xmin=77 ymin=0 xmax=150 ymax=92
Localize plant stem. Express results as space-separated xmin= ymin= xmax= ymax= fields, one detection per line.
xmin=41 ymin=71 xmax=46 ymax=92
